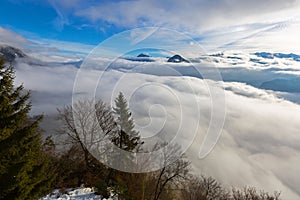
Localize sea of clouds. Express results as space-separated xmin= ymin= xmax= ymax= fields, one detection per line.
xmin=10 ymin=54 xmax=300 ymax=199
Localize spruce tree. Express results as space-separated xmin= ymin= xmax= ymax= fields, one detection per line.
xmin=113 ymin=92 xmax=143 ymax=151
xmin=106 ymin=92 xmax=143 ymax=199
xmin=0 ymin=58 xmax=54 ymax=199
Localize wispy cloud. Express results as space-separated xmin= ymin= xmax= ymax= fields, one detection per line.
xmin=74 ymin=0 xmax=300 ymax=31
xmin=50 ymin=1 xmax=70 ymax=31
xmin=0 ymin=26 xmax=95 ymax=60
xmin=0 ymin=26 xmax=32 ymax=48
xmin=43 ymin=0 xmax=300 ymax=52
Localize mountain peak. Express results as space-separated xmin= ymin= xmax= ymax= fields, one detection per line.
xmin=167 ymin=54 xmax=189 ymax=63
xmin=137 ymin=53 xmax=150 ymax=57
xmin=0 ymin=45 xmax=27 ymax=62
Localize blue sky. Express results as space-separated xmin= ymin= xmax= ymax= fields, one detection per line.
xmin=1 ymin=0 xmax=300 ymax=54
xmin=0 ymin=0 xmax=125 ymax=45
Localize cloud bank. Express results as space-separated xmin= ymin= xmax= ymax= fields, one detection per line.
xmin=11 ymin=55 xmax=300 ymax=199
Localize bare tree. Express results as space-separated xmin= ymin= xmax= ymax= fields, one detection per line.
xmin=57 ymin=98 xmax=145 ymax=197
xmin=232 ymin=187 xmax=281 ymax=200
xmin=57 ymin=99 xmax=118 ymax=171
xmin=181 ymin=176 xmax=281 ymax=200
xmin=151 ymin=143 xmax=191 ymax=200
xmin=181 ymin=176 xmax=230 ymax=200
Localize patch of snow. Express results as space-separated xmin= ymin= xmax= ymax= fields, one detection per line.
xmin=40 ymin=186 xmax=118 ymax=200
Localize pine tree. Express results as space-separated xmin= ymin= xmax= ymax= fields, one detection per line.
xmin=0 ymin=58 xmax=54 ymax=199
xmin=113 ymin=92 xmax=143 ymax=151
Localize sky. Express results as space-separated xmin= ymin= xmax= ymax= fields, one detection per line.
xmin=1 ymin=0 xmax=300 ymax=54
xmin=0 ymin=0 xmax=115 ymax=44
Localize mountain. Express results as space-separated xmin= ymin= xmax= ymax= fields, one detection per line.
xmin=124 ymin=53 xmax=154 ymax=62
xmin=167 ymin=54 xmax=189 ymax=63
xmin=137 ymin=53 xmax=150 ymax=57
xmin=255 ymin=52 xmax=300 ymax=61
xmin=0 ymin=45 xmax=27 ymax=62
xmin=260 ymin=78 xmax=300 ymax=93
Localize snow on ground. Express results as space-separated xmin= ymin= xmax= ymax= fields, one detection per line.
xmin=40 ymin=186 xmax=117 ymax=200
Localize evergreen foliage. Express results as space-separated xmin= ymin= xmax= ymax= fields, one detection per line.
xmin=112 ymin=92 xmax=143 ymax=151
xmin=0 ymin=58 xmax=54 ymax=199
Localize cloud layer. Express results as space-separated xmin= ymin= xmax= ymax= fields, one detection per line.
xmin=11 ymin=54 xmax=300 ymax=199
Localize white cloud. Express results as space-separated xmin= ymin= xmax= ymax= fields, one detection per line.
xmin=14 ymin=62 xmax=77 ymax=114
xmin=222 ymin=82 xmax=280 ymax=101
xmin=75 ymin=0 xmax=300 ymax=31
xmin=72 ymin=0 xmax=300 ymax=52
xmin=189 ymin=87 xmax=300 ymax=199
xmin=12 ymin=56 xmax=300 ymax=199
xmin=28 ymin=38 xmax=95 ymax=57
xmin=0 ymin=26 xmax=95 ymax=62
xmin=211 ymin=18 xmax=300 ymax=53
xmin=0 ymin=26 xmax=32 ymax=48
xmin=75 ymin=69 xmax=300 ymax=199
xmin=4 ymin=1 xmax=300 ymax=55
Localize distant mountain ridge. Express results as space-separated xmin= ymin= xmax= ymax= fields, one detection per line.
xmin=260 ymin=78 xmax=300 ymax=93
xmin=255 ymin=52 xmax=300 ymax=61
xmin=2 ymin=44 xmax=300 ymax=95
xmin=124 ymin=53 xmax=190 ymax=63
xmin=0 ymin=45 xmax=27 ymax=62
xmin=124 ymin=53 xmax=154 ymax=62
